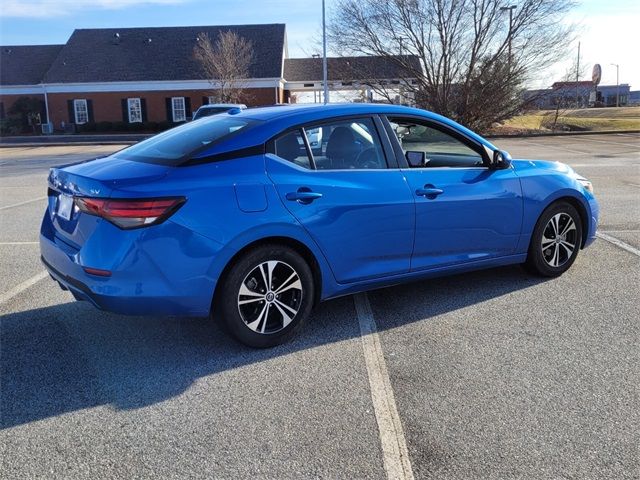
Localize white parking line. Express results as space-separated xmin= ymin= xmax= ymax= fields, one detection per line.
xmin=597 ymin=232 xmax=640 ymax=257
xmin=0 ymin=196 xmax=47 ymax=211
xmin=519 ymin=140 xmax=589 ymax=155
xmin=574 ymin=136 xmax=640 ymax=149
xmin=354 ymin=293 xmax=415 ymax=480
xmin=0 ymin=270 xmax=48 ymax=305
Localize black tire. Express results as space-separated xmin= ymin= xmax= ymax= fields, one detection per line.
xmin=525 ymin=201 xmax=583 ymax=277
xmin=216 ymin=244 xmax=315 ymax=348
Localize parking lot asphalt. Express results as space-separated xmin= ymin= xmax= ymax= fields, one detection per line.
xmin=1 ymin=133 xmax=639 ymax=479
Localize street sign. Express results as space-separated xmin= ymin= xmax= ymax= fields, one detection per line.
xmin=592 ymin=64 xmax=602 ymax=86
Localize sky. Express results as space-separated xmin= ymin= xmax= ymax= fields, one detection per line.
xmin=0 ymin=0 xmax=637 ymax=89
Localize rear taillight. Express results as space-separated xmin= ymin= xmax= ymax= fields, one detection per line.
xmin=75 ymin=197 xmax=185 ymax=229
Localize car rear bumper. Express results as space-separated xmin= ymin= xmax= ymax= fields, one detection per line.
xmin=40 ymin=213 xmax=223 ymax=317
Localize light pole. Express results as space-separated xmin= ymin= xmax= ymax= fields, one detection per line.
xmin=312 ymin=53 xmax=321 ymax=103
xmin=610 ymin=63 xmax=620 ymax=107
xmin=322 ymin=0 xmax=329 ymax=104
xmin=500 ymin=5 xmax=517 ymax=69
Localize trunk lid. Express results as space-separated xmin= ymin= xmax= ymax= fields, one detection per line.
xmin=47 ymin=156 xmax=171 ymax=248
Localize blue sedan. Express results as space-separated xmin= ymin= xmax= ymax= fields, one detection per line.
xmin=40 ymin=104 xmax=599 ymax=347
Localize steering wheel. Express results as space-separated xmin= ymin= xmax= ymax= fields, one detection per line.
xmin=354 ymin=148 xmax=380 ymax=169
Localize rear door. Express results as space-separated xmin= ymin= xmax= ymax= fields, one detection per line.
xmin=383 ymin=115 xmax=523 ymax=271
xmin=266 ymin=115 xmax=415 ymax=284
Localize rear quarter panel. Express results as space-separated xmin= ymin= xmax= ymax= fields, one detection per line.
xmin=110 ymin=154 xmax=337 ymax=302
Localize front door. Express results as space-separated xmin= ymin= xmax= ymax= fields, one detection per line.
xmin=385 ymin=116 xmax=523 ymax=271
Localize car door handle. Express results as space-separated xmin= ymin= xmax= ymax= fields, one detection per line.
xmin=285 ymin=189 xmax=323 ymax=204
xmin=415 ymin=186 xmax=444 ymax=198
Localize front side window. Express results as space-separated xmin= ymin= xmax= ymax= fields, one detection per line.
xmin=303 ymin=117 xmax=387 ymax=170
xmin=172 ymin=97 xmax=186 ymax=122
xmin=274 ymin=130 xmax=311 ymax=169
xmin=388 ymin=117 xmax=484 ymax=168
xmin=74 ymin=99 xmax=88 ymax=124
xmin=128 ymin=98 xmax=142 ymax=123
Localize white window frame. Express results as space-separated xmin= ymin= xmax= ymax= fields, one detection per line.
xmin=73 ymin=99 xmax=88 ymax=124
xmin=172 ymin=97 xmax=186 ymax=122
xmin=207 ymin=96 xmax=216 ymax=105
xmin=127 ymin=98 xmax=142 ymax=123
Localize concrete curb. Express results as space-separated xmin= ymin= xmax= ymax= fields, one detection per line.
xmin=485 ymin=129 xmax=640 ymax=139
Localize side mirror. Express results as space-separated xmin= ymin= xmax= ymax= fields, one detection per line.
xmin=406 ymin=150 xmax=427 ymax=168
xmin=491 ymin=149 xmax=512 ymax=169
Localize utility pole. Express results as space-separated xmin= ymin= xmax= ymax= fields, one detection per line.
xmin=322 ymin=0 xmax=329 ymax=104
xmin=500 ymin=5 xmax=517 ymax=69
xmin=610 ymin=63 xmax=620 ymax=107
xmin=576 ymin=42 xmax=580 ymax=107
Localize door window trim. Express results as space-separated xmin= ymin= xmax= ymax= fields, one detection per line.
xmin=381 ymin=115 xmax=491 ymax=169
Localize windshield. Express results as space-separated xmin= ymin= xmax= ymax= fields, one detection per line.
xmin=114 ymin=116 xmax=255 ymax=166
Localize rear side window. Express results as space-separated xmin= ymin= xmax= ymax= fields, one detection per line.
xmin=115 ymin=116 xmax=254 ymax=166
xmin=304 ymin=118 xmax=387 ymax=170
xmin=274 ymin=130 xmax=312 ymax=169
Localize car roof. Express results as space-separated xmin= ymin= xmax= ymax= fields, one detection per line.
xmin=228 ymin=103 xmax=494 ymax=149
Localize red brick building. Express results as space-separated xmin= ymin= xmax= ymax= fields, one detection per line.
xmin=0 ymin=24 xmax=418 ymax=133
xmin=1 ymin=24 xmax=287 ymax=131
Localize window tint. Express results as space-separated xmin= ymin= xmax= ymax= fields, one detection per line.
xmin=304 ymin=117 xmax=386 ymax=170
xmin=114 ymin=116 xmax=254 ymax=166
xmin=274 ymin=130 xmax=311 ymax=169
xmin=388 ymin=117 xmax=484 ymax=168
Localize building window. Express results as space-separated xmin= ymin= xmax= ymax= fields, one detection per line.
xmin=74 ymin=99 xmax=88 ymax=124
xmin=207 ymin=96 xmax=216 ymax=105
xmin=172 ymin=97 xmax=186 ymax=122
xmin=127 ymin=98 xmax=142 ymax=123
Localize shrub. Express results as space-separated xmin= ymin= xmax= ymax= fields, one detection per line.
xmin=112 ymin=121 xmax=127 ymax=132
xmin=0 ymin=116 xmax=25 ymax=135
xmin=78 ymin=122 xmax=96 ymax=133
xmin=126 ymin=122 xmax=145 ymax=132
xmin=96 ymin=121 xmax=113 ymax=132
xmin=157 ymin=121 xmax=172 ymax=132
xmin=143 ymin=121 xmax=159 ymax=132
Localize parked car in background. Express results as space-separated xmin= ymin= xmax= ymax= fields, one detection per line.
xmin=192 ymin=103 xmax=247 ymax=120
xmin=40 ymin=104 xmax=598 ymax=348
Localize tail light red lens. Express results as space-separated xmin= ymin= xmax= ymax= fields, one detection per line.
xmin=75 ymin=197 xmax=185 ymax=229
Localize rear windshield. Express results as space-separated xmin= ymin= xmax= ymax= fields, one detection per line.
xmin=114 ymin=116 xmax=255 ymax=166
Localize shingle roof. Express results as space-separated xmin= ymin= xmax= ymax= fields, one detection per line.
xmin=44 ymin=24 xmax=285 ymax=83
xmin=0 ymin=45 xmax=63 ymax=85
xmin=284 ymin=56 xmax=421 ymax=82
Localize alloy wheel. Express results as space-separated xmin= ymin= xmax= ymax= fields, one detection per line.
xmin=541 ymin=212 xmax=578 ymax=268
xmin=237 ymin=260 xmax=303 ymax=334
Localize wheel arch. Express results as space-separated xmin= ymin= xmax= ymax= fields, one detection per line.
xmin=211 ymin=235 xmax=324 ymax=314
xmin=549 ymin=195 xmax=589 ymax=248
xmin=536 ymin=194 xmax=589 ymax=249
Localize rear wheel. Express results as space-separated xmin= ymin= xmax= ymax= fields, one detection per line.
xmin=217 ymin=244 xmax=314 ymax=348
xmin=525 ymin=201 xmax=583 ymax=277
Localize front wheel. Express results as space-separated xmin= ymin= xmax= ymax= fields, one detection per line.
xmin=525 ymin=201 xmax=583 ymax=277
xmin=216 ymin=244 xmax=315 ymax=348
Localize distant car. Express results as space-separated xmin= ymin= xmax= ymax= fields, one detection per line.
xmin=192 ymin=103 xmax=246 ymax=120
xmin=41 ymin=104 xmax=598 ymax=348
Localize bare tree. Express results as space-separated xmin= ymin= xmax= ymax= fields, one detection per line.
xmin=329 ymin=0 xmax=576 ymax=132
xmin=194 ymin=31 xmax=254 ymax=104
xmin=542 ymin=60 xmax=587 ymax=132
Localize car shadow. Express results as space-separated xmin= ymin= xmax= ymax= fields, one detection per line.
xmin=1 ymin=264 xmax=547 ymax=429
